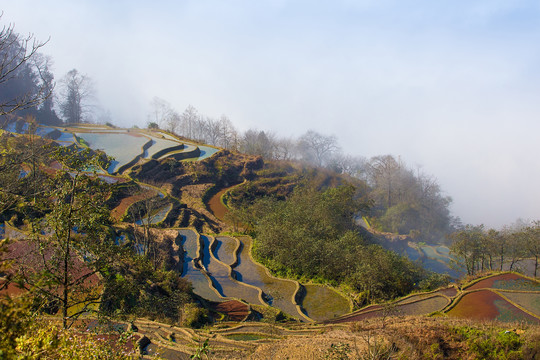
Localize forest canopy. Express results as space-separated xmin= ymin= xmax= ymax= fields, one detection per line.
xmin=239 ymin=182 xmax=435 ymax=303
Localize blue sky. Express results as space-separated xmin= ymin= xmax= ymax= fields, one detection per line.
xmin=3 ymin=1 xmax=540 ymax=227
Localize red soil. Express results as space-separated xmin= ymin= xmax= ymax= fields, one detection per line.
xmin=447 ymin=290 xmax=500 ymax=320
xmin=467 ymin=273 xmax=530 ymax=290
xmin=330 ymin=306 xmax=383 ymax=323
xmin=1 ymin=239 xmax=100 ymax=297
xmin=207 ymin=188 xmax=230 ymax=221
xmin=447 ymin=290 xmax=539 ymax=323
xmin=436 ymin=287 xmax=458 ymax=298
xmin=212 ymin=300 xmax=249 ymax=321
xmin=111 ymin=190 xmax=155 ymax=221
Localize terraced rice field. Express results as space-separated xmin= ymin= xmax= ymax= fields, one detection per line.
xmin=35 ymin=126 xmax=55 ymax=137
xmin=214 ymin=236 xmax=239 ymax=266
xmin=224 ymin=333 xmax=278 ymax=341
xmin=143 ymin=134 xmax=182 ymax=159
xmin=330 ymin=306 xmax=386 ymax=323
xmin=178 ymin=229 xmax=222 ymax=302
xmin=161 ymin=143 xmax=199 ymax=160
xmin=436 ymin=286 xmax=458 ymax=298
xmin=111 ymin=189 xmax=157 ymax=221
xmin=200 ymin=235 xmax=263 ymax=305
xmin=405 ymin=245 xmax=422 ymax=261
xmin=135 ymin=203 xmax=172 ymax=225
xmin=56 ymin=131 xmax=76 ymax=142
xmin=421 ymin=245 xmax=451 ymax=262
xmin=436 ymin=246 xmax=451 ymax=255
xmin=212 ymin=300 xmax=250 ymax=321
xmin=197 ymin=145 xmax=220 ymax=160
xmin=499 ymin=291 xmax=540 ymax=315
xmin=207 ymin=187 xmax=232 ymax=221
xmin=467 ymin=273 xmax=540 ymax=291
xmin=330 ymin=295 xmax=449 ymax=324
xmin=233 ymin=236 xmax=305 ymax=320
xmin=447 ymin=290 xmax=539 ymax=323
xmin=75 ymin=132 xmax=148 ymax=173
xmin=397 ymin=296 xmax=449 ymax=316
xmin=301 ymin=284 xmax=351 ymax=321
xmin=446 ymin=274 xmax=540 ymax=324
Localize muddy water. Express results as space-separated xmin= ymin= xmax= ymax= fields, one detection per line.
xmin=207 ymin=188 xmax=230 ymax=221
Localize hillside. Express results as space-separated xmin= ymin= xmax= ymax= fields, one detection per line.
xmin=2 ymin=120 xmax=540 ymax=359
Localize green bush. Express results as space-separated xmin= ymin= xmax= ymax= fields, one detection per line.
xmin=182 ymin=303 xmax=210 ymax=328
xmin=453 ymin=326 xmax=523 ymax=360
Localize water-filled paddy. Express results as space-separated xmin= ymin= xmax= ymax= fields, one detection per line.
xmin=214 ymin=236 xmax=238 ymax=266
xmin=135 ymin=203 xmax=172 ymax=225
xmin=97 ymin=174 xmax=121 ymax=184
xmin=56 ymin=131 xmax=76 ymax=142
xmin=5 ymin=123 xmax=17 ymax=132
xmin=178 ymin=229 xmax=222 ymax=302
xmin=500 ymin=291 xmax=540 ymax=315
xmin=4 ymin=122 xmax=29 ymax=133
xmin=421 ymin=245 xmax=452 ymax=262
xmin=405 ymin=246 xmax=422 ymax=261
xmin=76 ymin=132 xmax=148 ymax=173
xmin=201 ymin=236 xmax=262 ymax=305
xmin=197 ymin=145 xmax=220 ymax=160
xmin=143 ymin=135 xmax=181 ymax=159
xmin=436 ymin=246 xmax=451 ymax=255
xmin=35 ymin=126 xmax=55 ymax=137
xmin=234 ymin=236 xmax=304 ymax=319
xmin=161 ymin=143 xmax=199 ymax=160
xmin=301 ymin=284 xmax=350 ymax=321
xmin=397 ymin=296 xmax=448 ymax=316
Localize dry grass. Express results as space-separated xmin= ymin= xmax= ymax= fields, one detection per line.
xmin=240 ymin=316 xmax=540 ymax=360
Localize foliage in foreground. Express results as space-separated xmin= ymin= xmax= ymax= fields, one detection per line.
xmin=0 ymin=311 xmax=137 ymax=360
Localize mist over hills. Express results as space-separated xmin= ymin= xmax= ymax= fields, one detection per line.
xmin=4 ymin=2 xmax=540 ymax=227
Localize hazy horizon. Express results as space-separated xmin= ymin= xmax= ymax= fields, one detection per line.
xmin=3 ymin=1 xmax=540 ymax=228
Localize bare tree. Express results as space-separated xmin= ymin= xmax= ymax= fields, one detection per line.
xmin=331 ymin=153 xmax=368 ymax=179
xmin=202 ymin=116 xmax=222 ymax=146
xmin=273 ymin=137 xmax=296 ymax=161
xmin=59 ymin=69 xmax=94 ymax=124
xmin=180 ymin=105 xmax=199 ymax=139
xmin=0 ymin=17 xmax=52 ymax=117
xmin=297 ymin=130 xmax=340 ymax=167
xmin=217 ymin=115 xmax=239 ymax=150
xmin=367 ymin=155 xmax=403 ymax=209
xmin=240 ymin=129 xmax=276 ymax=159
xmin=148 ymin=97 xmax=174 ymax=130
